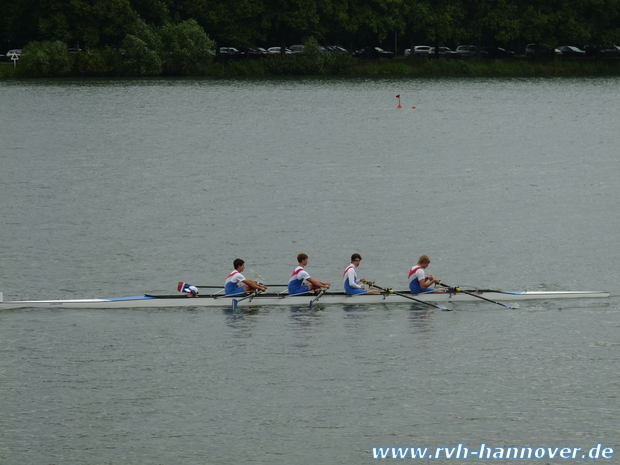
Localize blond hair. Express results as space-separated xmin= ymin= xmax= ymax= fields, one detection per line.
xmin=417 ymin=255 xmax=431 ymax=265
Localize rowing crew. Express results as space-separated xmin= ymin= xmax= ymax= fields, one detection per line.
xmin=180 ymin=253 xmax=441 ymax=298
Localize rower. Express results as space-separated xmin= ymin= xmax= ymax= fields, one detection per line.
xmin=225 ymin=259 xmax=268 ymax=296
xmin=343 ymin=253 xmax=379 ymax=295
xmin=408 ymin=255 xmax=442 ymax=294
xmin=178 ymin=282 xmax=199 ymax=297
xmin=288 ymin=253 xmax=331 ymax=296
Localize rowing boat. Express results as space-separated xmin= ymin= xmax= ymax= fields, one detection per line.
xmin=0 ymin=290 xmax=609 ymax=310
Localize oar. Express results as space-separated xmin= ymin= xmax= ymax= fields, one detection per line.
xmin=367 ymin=282 xmax=451 ymax=311
xmin=232 ymin=291 xmax=261 ymax=310
xmin=308 ymin=289 xmax=326 ymax=310
xmin=438 ymin=283 xmax=519 ymax=309
xmin=194 ymin=284 xmax=288 ymax=289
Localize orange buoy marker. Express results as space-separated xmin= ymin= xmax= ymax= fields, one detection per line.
xmin=412 ymin=106 xmax=417 ymax=109
xmin=396 ymin=94 xmax=402 ymax=108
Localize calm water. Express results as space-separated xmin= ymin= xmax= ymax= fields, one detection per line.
xmin=1 ymin=77 xmax=618 ymax=464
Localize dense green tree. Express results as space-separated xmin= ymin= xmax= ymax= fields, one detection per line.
xmin=129 ymin=0 xmax=173 ymax=26
xmin=4 ymin=0 xmax=620 ymax=72
xmin=460 ymin=0 xmax=521 ymax=44
xmin=158 ymin=19 xmax=215 ymax=75
xmin=19 ymin=40 xmax=74 ymax=76
xmin=1 ymin=0 xmax=41 ymax=46
xmin=343 ymin=0 xmax=406 ymax=45
xmin=116 ymin=19 xmax=163 ymax=75
xmin=204 ymin=0 xmax=271 ymax=47
xmin=406 ymin=0 xmax=466 ymax=49
xmin=30 ymin=0 xmax=139 ymax=48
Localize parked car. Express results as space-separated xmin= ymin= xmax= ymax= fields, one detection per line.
xmin=410 ymin=45 xmax=432 ymax=58
xmin=598 ymin=45 xmax=620 ymax=58
xmin=525 ymin=43 xmax=560 ymax=58
xmin=353 ymin=47 xmax=394 ymax=59
xmin=455 ymin=45 xmax=478 ymax=58
xmin=556 ymin=46 xmax=586 ymax=57
xmin=480 ymin=46 xmax=515 ymax=59
xmin=583 ymin=44 xmax=620 ymax=57
xmin=326 ymin=45 xmax=349 ymax=54
xmin=428 ymin=47 xmax=458 ymax=58
xmin=267 ymin=47 xmax=292 ymax=56
xmin=4 ymin=49 xmax=23 ymax=61
xmin=219 ymin=47 xmax=241 ymax=59
xmin=245 ymin=48 xmax=268 ymax=59
xmin=289 ymin=45 xmax=305 ymax=54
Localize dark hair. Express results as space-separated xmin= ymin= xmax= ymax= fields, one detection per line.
xmin=351 ymin=253 xmax=362 ymax=261
xmin=297 ymin=253 xmax=308 ymax=263
xmin=233 ymin=258 xmax=245 ymax=269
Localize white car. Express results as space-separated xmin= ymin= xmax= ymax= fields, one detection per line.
xmin=412 ymin=45 xmax=432 ymax=58
xmin=267 ymin=47 xmax=292 ymax=55
xmin=5 ymin=49 xmax=22 ymax=60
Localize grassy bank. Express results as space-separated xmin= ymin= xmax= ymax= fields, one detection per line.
xmin=3 ymin=56 xmax=620 ymax=79
xmin=0 ymin=62 xmax=18 ymax=78
xmin=190 ymin=56 xmax=620 ymax=77
xmin=353 ymin=57 xmax=620 ymax=76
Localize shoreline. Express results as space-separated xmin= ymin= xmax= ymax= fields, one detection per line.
xmin=3 ymin=56 xmax=620 ymax=79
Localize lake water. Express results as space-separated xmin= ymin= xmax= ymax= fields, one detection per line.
xmin=1 ymin=76 xmax=618 ymax=464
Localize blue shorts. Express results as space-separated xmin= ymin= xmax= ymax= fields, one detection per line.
xmin=409 ymin=283 xmax=434 ymax=294
xmin=225 ymin=283 xmax=245 ymax=296
xmin=347 ymin=288 xmax=367 ymax=295
xmin=288 ymin=284 xmax=310 ymax=296
xmin=344 ymin=283 xmax=367 ymax=295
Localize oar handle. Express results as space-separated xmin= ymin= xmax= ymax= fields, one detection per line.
xmin=364 ymin=281 xmax=450 ymax=311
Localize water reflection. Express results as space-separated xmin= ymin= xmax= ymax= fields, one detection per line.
xmin=288 ymin=306 xmax=325 ymax=331
xmin=221 ymin=307 xmax=262 ymax=338
xmin=407 ymin=306 xmax=434 ymax=335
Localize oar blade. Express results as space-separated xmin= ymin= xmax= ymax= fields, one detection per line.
xmin=308 ymin=289 xmax=326 ymax=310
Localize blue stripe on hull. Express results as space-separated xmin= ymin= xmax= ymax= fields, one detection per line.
xmin=105 ymin=295 xmax=156 ymax=301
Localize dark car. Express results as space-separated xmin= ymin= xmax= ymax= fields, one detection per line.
xmin=455 ymin=45 xmax=478 ymax=58
xmin=598 ymin=46 xmax=620 ymax=58
xmin=525 ymin=43 xmax=559 ymax=58
xmin=245 ymin=48 xmax=268 ymax=59
xmin=556 ymin=46 xmax=586 ymax=57
xmin=218 ymin=47 xmax=241 ymax=60
xmin=585 ymin=44 xmax=620 ymax=58
xmin=480 ymin=46 xmax=515 ymax=59
xmin=353 ymin=47 xmax=394 ymax=59
xmin=428 ymin=46 xmax=458 ymax=58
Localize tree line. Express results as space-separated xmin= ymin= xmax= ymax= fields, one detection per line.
xmin=2 ymin=0 xmax=620 ymax=76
